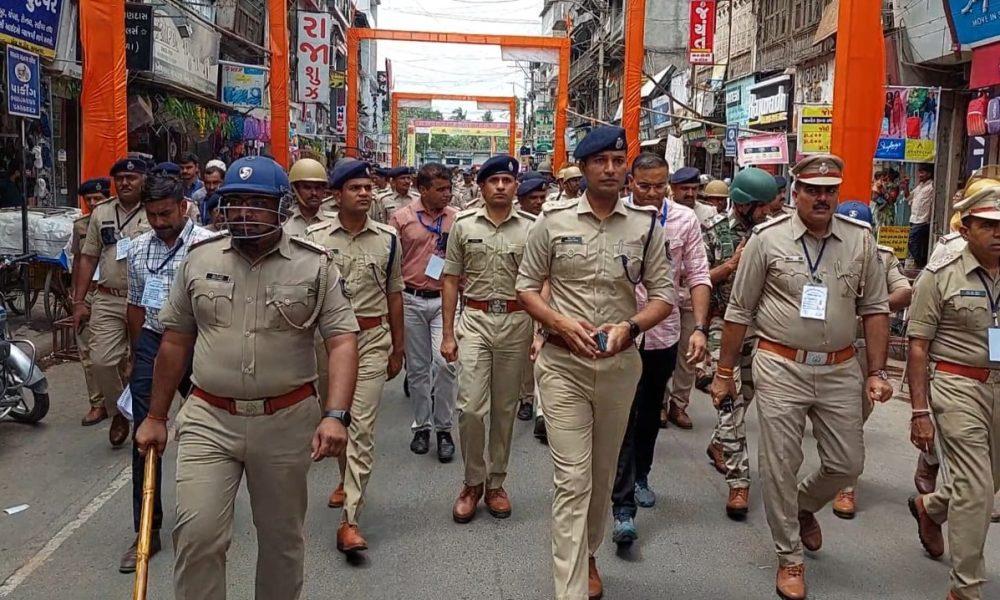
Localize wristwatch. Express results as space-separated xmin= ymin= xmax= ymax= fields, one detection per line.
xmin=693 ymin=324 xmax=710 ymax=335
xmin=626 ymin=319 xmax=641 ymax=340
xmin=869 ymin=369 xmax=889 ymax=381
xmin=322 ymin=409 xmax=352 ymax=428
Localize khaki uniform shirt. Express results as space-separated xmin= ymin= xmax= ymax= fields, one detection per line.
xmin=927 ymin=232 xmax=967 ymax=266
xmin=159 ymin=233 xmax=359 ymax=399
xmin=370 ymin=190 xmax=419 ymax=224
xmin=908 ymin=246 xmax=1000 ymax=369
xmin=305 ymin=216 xmax=404 ymax=317
xmin=725 ymin=212 xmax=889 ymax=352
xmin=284 ymin=204 xmax=332 ymax=237
xmin=879 ymin=245 xmax=910 ymax=293
xmin=81 ymin=198 xmax=150 ymax=291
xmin=71 ymin=213 xmax=91 ymax=257
xmin=516 ymin=194 xmax=676 ymax=327
xmin=444 ymin=206 xmax=536 ymax=301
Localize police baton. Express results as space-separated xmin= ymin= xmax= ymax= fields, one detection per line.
xmin=132 ymin=450 xmax=158 ymax=600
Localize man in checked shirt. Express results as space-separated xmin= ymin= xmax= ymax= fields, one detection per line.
xmin=118 ymin=171 xmax=215 ymax=573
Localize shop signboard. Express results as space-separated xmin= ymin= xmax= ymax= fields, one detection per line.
xmin=877 ymin=225 xmax=910 ymax=259
xmin=945 ymin=0 xmax=1000 ymax=49
xmin=0 ymin=0 xmax=63 ymax=60
xmin=876 ymin=86 xmax=941 ymax=163
xmin=650 ymin=94 xmax=671 ymax=130
xmin=219 ymin=61 xmax=268 ymax=109
xmin=748 ymin=75 xmax=792 ymax=130
xmin=125 ymin=3 xmax=153 ymax=72
xmin=297 ymin=12 xmax=331 ymax=105
xmin=725 ymin=76 xmax=753 ymax=132
xmin=724 ymin=124 xmax=739 ymax=156
xmin=152 ymin=3 xmax=220 ymax=97
xmin=798 ymin=104 xmax=833 ymax=156
xmin=737 ymin=133 xmax=788 ymax=166
xmin=6 ymin=45 xmax=41 ymax=119
xmin=688 ymin=0 xmax=716 ymax=65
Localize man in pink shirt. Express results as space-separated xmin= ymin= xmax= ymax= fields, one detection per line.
xmin=611 ymin=153 xmax=711 ymax=545
xmin=389 ymin=163 xmax=459 ymax=462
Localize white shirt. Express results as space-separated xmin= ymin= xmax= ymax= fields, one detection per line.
xmin=909 ymin=179 xmax=934 ymax=225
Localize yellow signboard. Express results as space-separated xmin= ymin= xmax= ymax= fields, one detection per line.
xmin=905 ymin=139 xmax=936 ymax=163
xmin=798 ymin=105 xmax=832 ymax=155
xmin=423 ymin=125 xmax=508 ymax=137
xmin=877 ymin=225 xmax=910 ymax=259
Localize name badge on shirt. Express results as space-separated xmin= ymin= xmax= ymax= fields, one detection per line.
xmin=425 ymin=254 xmax=445 ymax=280
xmin=92 ymin=265 xmax=101 ymax=282
xmin=141 ymin=275 xmax=168 ymax=310
xmin=115 ymin=237 xmax=130 ymax=261
xmin=990 ymin=328 xmax=1000 ymax=363
xmin=800 ymin=284 xmax=828 ymax=321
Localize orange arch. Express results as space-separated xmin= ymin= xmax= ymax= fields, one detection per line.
xmin=391 ymin=92 xmax=517 ymax=166
xmin=347 ymin=28 xmax=570 ymax=165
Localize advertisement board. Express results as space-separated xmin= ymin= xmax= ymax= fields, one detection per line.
xmin=688 ymin=0 xmax=716 ymax=65
xmin=6 ymin=45 xmax=40 ymax=119
xmin=946 ymin=0 xmax=1000 ymax=49
xmin=297 ymin=12 xmax=331 ymax=104
xmin=737 ymin=133 xmax=788 ymax=166
xmin=0 ymin=0 xmax=62 ymax=59
xmin=219 ymin=61 xmax=268 ymax=109
xmin=798 ymin=104 xmax=833 ymax=156
xmin=875 ymin=86 xmax=940 ymax=163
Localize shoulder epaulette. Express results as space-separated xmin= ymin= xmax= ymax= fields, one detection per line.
xmin=834 ymin=213 xmax=873 ymax=230
xmin=516 ymin=209 xmax=537 ymax=221
xmin=322 ymin=209 xmax=339 ymax=218
xmin=938 ymin=232 xmax=962 ymax=243
xmin=290 ymin=236 xmax=329 ymax=255
xmin=625 ymin=203 xmax=658 ymax=214
xmin=305 ymin=220 xmax=334 ymax=235
xmin=751 ymin=213 xmax=790 ymax=235
xmin=542 ymin=198 xmax=577 ymax=213
xmin=455 ymin=208 xmax=479 ymax=221
xmin=91 ymin=197 xmax=113 ymax=209
xmin=926 ymin=251 xmax=961 ymax=273
xmin=188 ymin=232 xmax=228 ymax=251
xmin=73 ymin=213 xmax=91 ymax=223
xmin=877 ymin=244 xmax=896 ymax=254
xmin=372 ymin=220 xmax=399 ymax=236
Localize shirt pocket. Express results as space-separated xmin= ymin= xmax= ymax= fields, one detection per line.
xmin=265 ymin=284 xmax=316 ymax=330
xmin=613 ymin=242 xmax=645 ymax=284
xmin=946 ymin=294 xmax=991 ymax=331
xmin=359 ymin=251 xmax=390 ymax=293
xmin=835 ymin=259 xmax=864 ymax=299
xmin=770 ymin=259 xmax=811 ymax=297
xmin=191 ymin=280 xmax=235 ymax=327
xmin=499 ymin=242 xmax=524 ymax=283
xmin=466 ymin=244 xmax=489 ymax=275
xmin=552 ymin=243 xmax=589 ymax=281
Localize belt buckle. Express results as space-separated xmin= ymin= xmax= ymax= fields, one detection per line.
xmin=234 ymin=399 xmax=266 ymax=416
xmin=803 ymin=351 xmax=828 ymax=366
xmin=488 ymin=299 xmax=508 ymax=314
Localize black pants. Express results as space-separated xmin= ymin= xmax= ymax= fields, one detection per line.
xmin=908 ymin=222 xmax=930 ymax=268
xmin=612 ymin=343 xmax=679 ymax=519
xmin=131 ymin=328 xmax=193 ymax=532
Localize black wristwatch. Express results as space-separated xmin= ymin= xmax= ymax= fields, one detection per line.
xmin=626 ymin=319 xmax=642 ymax=340
xmin=693 ymin=324 xmax=710 ymax=335
xmin=322 ymin=409 xmax=352 ymax=428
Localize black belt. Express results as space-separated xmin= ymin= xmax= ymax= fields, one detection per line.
xmin=404 ymin=287 xmax=441 ymax=299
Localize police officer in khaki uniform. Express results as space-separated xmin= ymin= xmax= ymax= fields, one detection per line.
xmin=513 ymin=176 xmax=549 ymax=424
xmin=906 ymin=186 xmax=1000 ymax=600
xmin=516 ymin=126 xmax=675 ymax=600
xmin=72 ymin=158 xmax=151 ymax=447
xmin=284 ymin=158 xmax=333 ymax=236
xmin=135 ymin=156 xmax=359 ymax=600
xmin=305 ymin=159 xmax=404 ymax=556
xmin=830 ymin=201 xmax=913 ymax=519
xmin=546 ymin=165 xmax=583 ymax=203
xmin=73 ymin=178 xmax=120 ymax=426
xmin=370 ymin=166 xmax=419 ymax=224
xmin=440 ymin=155 xmax=536 ymax=523
xmin=710 ymin=154 xmax=892 ymax=600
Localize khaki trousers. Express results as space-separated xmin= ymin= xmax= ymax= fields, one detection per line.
xmin=923 ymin=371 xmax=1000 ymax=600
xmin=667 ymin=308 xmax=696 ymax=410
xmin=711 ymin=337 xmax=756 ymax=489
xmin=88 ymin=291 xmax=129 ymax=413
xmin=536 ymin=344 xmax=642 ymax=600
xmin=342 ymin=326 xmax=392 ymax=524
xmin=172 ymin=396 xmax=319 ymax=600
xmin=519 ymin=353 xmax=535 ymax=403
xmin=77 ymin=290 xmax=109 ymax=409
xmin=456 ymin=309 xmax=533 ymax=488
xmin=753 ymin=350 xmax=864 ymax=566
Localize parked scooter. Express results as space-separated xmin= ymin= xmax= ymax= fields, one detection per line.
xmin=0 ymin=254 xmax=49 ymax=424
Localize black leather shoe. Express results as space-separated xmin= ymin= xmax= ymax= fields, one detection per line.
xmin=119 ymin=530 xmax=161 ymax=574
xmin=517 ymin=401 xmax=533 ymax=421
xmin=437 ymin=431 xmax=455 ymax=463
xmin=403 ymin=375 xmax=410 ymax=398
xmin=410 ymin=430 xmax=430 ymax=455
xmin=534 ymin=416 xmax=548 ymax=445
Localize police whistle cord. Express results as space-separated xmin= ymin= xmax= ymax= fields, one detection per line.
xmin=271 ymin=257 xmax=331 ymax=331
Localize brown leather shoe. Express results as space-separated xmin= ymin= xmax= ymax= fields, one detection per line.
xmin=832 ymin=489 xmax=856 ymax=520
xmin=336 ymin=522 xmax=368 ymax=553
xmin=667 ymin=401 xmax=693 ymax=429
xmin=706 ymin=441 xmax=726 ymax=475
xmin=119 ymin=530 xmax=161 ymax=574
xmin=908 ymin=494 xmax=944 ymax=558
xmin=588 ymin=556 xmax=603 ymax=599
xmin=484 ymin=487 xmax=512 ymax=519
xmin=726 ymin=487 xmax=749 ymax=519
xmin=109 ymin=414 xmax=130 ymax=448
xmin=328 ymin=483 xmax=346 ymax=508
xmin=798 ymin=510 xmax=822 ymax=552
xmin=914 ymin=453 xmax=939 ymax=495
xmin=775 ymin=563 xmax=806 ymax=600
xmin=81 ymin=406 xmax=107 ymax=426
xmin=452 ymin=483 xmax=484 ymax=524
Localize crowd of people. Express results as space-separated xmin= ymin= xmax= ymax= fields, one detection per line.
xmin=65 ymin=127 xmax=1000 ymax=600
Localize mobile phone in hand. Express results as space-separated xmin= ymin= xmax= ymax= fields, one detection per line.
xmin=593 ymin=331 xmax=608 ymax=353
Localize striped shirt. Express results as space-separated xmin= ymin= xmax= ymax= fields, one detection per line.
xmin=127 ymin=218 xmax=216 ymax=333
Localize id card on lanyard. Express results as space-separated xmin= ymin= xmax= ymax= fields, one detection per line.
xmin=975 ymin=271 xmax=1000 ymax=361
xmin=114 ymin=205 xmax=142 ymax=261
xmin=417 ymin=211 xmax=446 ymax=279
xmin=799 ymin=237 xmax=829 ymax=321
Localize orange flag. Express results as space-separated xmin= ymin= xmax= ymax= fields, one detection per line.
xmin=830 ymin=0 xmax=886 ymax=204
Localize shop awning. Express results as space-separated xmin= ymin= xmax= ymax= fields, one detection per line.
xmin=814 ymin=0 xmax=839 ymax=45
